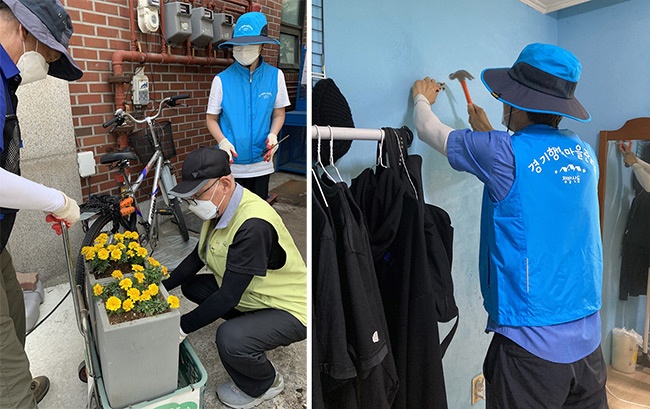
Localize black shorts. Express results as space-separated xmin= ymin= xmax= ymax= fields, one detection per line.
xmin=483 ymin=333 xmax=608 ymax=409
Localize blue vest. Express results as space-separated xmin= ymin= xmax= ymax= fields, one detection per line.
xmin=217 ymin=58 xmax=278 ymax=165
xmin=479 ymin=125 xmax=602 ymax=326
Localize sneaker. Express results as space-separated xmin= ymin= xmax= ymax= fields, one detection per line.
xmin=30 ymin=376 xmax=50 ymax=404
xmin=217 ymin=371 xmax=284 ymax=409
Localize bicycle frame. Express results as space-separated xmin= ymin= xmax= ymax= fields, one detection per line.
xmin=125 ymin=117 xmax=167 ymax=231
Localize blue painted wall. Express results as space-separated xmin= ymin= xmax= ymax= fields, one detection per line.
xmin=557 ymin=0 xmax=650 ymax=370
xmin=318 ymin=0 xmax=648 ymax=407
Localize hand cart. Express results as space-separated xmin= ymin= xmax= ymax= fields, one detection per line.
xmin=59 ymin=224 xmax=208 ymax=408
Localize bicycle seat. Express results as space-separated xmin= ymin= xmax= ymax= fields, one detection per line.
xmin=100 ymin=148 xmax=138 ymax=165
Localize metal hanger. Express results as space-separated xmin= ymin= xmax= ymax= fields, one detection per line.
xmin=314 ymin=126 xmax=335 ymax=182
xmin=327 ymin=125 xmax=344 ymax=183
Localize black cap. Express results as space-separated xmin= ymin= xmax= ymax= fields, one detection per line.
xmin=170 ymin=147 xmax=231 ymax=198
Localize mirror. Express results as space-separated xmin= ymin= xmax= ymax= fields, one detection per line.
xmin=597 ymin=117 xmax=650 ymax=228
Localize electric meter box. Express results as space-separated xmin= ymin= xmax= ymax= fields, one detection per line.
xmin=211 ymin=13 xmax=234 ymax=45
xmin=164 ymin=2 xmax=192 ymax=45
xmin=190 ymin=7 xmax=214 ymax=48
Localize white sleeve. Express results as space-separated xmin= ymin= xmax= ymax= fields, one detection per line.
xmin=631 ymin=157 xmax=650 ymax=192
xmin=412 ymin=94 xmax=453 ymax=156
xmin=275 ymin=70 xmax=290 ymax=109
xmin=206 ymin=76 xmax=223 ymax=115
xmin=0 ymin=168 xmax=65 ymax=211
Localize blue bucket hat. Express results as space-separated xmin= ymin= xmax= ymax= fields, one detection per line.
xmin=481 ymin=43 xmax=590 ymax=122
xmin=4 ymin=0 xmax=82 ymax=81
xmin=218 ymin=12 xmax=280 ymax=49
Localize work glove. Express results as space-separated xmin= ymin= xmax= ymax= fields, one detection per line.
xmin=218 ymin=138 xmax=237 ymax=163
xmin=263 ymin=133 xmax=278 ymax=162
xmin=47 ymin=192 xmax=80 ymax=235
xmin=179 ymin=327 xmax=188 ymax=344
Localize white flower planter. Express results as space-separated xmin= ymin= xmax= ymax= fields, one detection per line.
xmin=94 ymin=284 xmax=180 ymax=408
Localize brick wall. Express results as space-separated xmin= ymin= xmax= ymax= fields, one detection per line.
xmin=62 ymin=0 xmax=302 ymax=200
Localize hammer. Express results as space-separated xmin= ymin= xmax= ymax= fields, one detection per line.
xmin=449 ymin=69 xmax=474 ymax=104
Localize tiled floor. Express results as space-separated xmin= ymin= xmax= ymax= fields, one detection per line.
xmin=606 ymin=363 xmax=650 ymax=408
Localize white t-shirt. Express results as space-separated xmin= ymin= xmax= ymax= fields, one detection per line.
xmin=207 ymin=70 xmax=290 ymax=178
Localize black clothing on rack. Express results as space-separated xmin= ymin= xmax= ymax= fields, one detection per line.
xmin=312 ymin=170 xmax=399 ymax=409
xmin=619 ymin=190 xmax=650 ymax=300
xmin=350 ymin=127 xmax=453 ymax=409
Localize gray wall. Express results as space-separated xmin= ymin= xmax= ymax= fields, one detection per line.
xmin=8 ymin=76 xmax=84 ymax=286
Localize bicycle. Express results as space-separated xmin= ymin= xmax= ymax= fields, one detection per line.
xmin=76 ymin=94 xmax=190 ymax=287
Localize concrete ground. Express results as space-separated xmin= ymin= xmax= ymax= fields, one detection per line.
xmin=24 ymin=172 xmax=307 ymax=409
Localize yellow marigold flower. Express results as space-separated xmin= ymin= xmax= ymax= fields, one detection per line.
xmin=139 ymin=290 xmax=152 ymax=301
xmin=124 ymin=231 xmax=133 ymax=239
xmin=117 ymin=242 xmax=126 ymax=250
xmin=128 ymin=241 xmax=139 ymax=250
xmin=136 ymin=247 xmax=148 ymax=257
xmin=134 ymin=272 xmax=145 ymax=284
xmin=84 ymin=248 xmax=96 ymax=261
xmin=110 ymin=248 xmax=122 ymax=261
xmin=167 ymin=295 xmax=180 ymax=309
xmin=81 ymin=246 xmax=92 ymax=256
xmin=162 ymin=266 xmax=169 ymax=276
xmin=94 ymin=233 xmax=108 ymax=245
xmin=122 ymin=298 xmax=134 ymax=312
xmin=127 ymin=287 xmax=141 ymax=301
xmin=119 ymin=278 xmax=133 ymax=290
xmin=147 ymin=257 xmax=161 ymax=267
xmin=94 ymin=243 xmax=104 ymax=251
xmin=147 ymin=283 xmax=159 ymax=296
xmin=111 ymin=270 xmax=123 ymax=280
xmin=130 ymin=232 xmax=139 ymax=240
xmin=105 ymin=296 xmax=121 ymax=312
xmin=131 ymin=264 xmax=144 ymax=273
xmin=93 ymin=283 xmax=103 ymax=296
xmin=97 ymin=248 xmax=110 ymax=260
xmin=107 ymin=244 xmax=116 ymax=251
xmin=114 ymin=233 xmax=124 ymax=242
xmin=127 ymin=250 xmax=135 ymax=258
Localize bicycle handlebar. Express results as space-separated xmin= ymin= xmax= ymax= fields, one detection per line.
xmin=102 ymin=94 xmax=190 ymax=128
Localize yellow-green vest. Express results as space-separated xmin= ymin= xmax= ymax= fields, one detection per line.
xmin=198 ymin=189 xmax=307 ymax=326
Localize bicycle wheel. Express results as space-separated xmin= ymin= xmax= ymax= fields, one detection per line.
xmin=159 ymin=164 xmax=189 ymax=241
xmin=169 ymin=197 xmax=189 ymax=241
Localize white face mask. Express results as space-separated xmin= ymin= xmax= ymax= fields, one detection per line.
xmin=502 ymin=106 xmax=514 ymax=131
xmin=233 ymin=45 xmax=261 ymax=67
xmin=188 ymin=182 xmax=227 ymax=221
xmin=17 ymin=41 xmax=49 ymax=86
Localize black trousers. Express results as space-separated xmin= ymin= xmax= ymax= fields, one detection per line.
xmin=483 ymin=333 xmax=608 ymax=409
xmin=236 ymin=174 xmax=271 ymax=201
xmin=181 ymin=274 xmax=306 ymax=397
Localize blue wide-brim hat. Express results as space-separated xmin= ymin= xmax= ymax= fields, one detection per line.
xmin=481 ymin=43 xmax=590 ymax=122
xmin=218 ymin=12 xmax=280 ymax=49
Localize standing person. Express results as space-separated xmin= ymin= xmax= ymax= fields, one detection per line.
xmin=0 ymin=0 xmax=83 ymax=407
xmin=207 ymin=11 xmax=290 ymax=201
xmin=411 ymin=43 xmax=607 ymax=408
xmin=619 ymin=142 xmax=650 ymax=192
xmin=163 ymin=147 xmax=306 ymax=409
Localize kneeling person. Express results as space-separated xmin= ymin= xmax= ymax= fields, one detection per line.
xmin=163 ymin=147 xmax=306 ymax=409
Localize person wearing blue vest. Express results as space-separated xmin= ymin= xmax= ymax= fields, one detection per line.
xmin=412 ymin=43 xmax=607 ymax=408
xmin=0 ymin=0 xmax=82 ymax=407
xmin=207 ymin=11 xmax=290 ymax=201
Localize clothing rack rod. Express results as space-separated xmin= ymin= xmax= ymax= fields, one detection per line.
xmin=311 ymin=125 xmax=384 ymax=141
